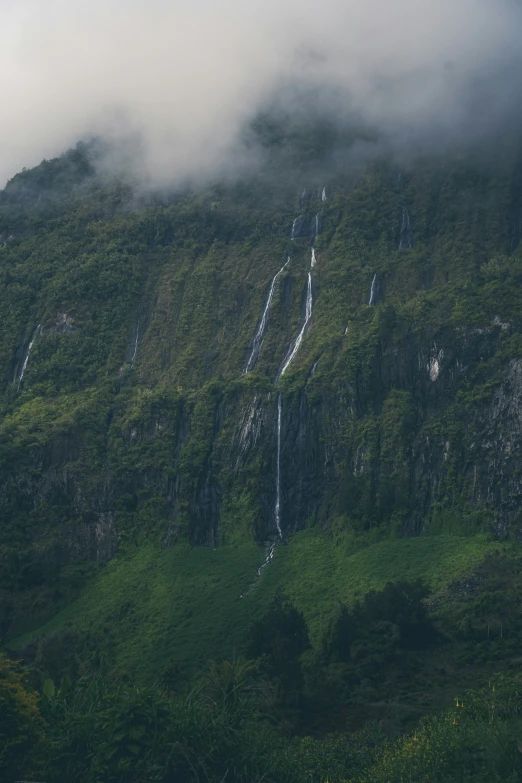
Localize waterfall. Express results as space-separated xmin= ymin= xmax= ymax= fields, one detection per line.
xmin=240 ymin=539 xmax=277 ymax=597
xmin=245 ymin=258 xmax=290 ymax=373
xmin=18 ymin=325 xmax=41 ymax=387
xmin=239 ymin=393 xmax=282 ymax=598
xmin=275 ymin=393 xmax=283 ymax=537
xmin=279 ymin=208 xmax=320 ymax=377
xmin=310 ymin=214 xmax=320 ymax=245
xmin=131 ymin=323 xmax=139 ymax=364
xmin=368 ymin=274 xmax=378 ymax=306
xmin=240 ymin=196 xmax=324 ymax=595
xmin=256 ymin=543 xmax=277 ymax=575
xmin=399 ymin=206 xmax=413 ymax=249
xmin=279 ymin=271 xmax=313 ymax=378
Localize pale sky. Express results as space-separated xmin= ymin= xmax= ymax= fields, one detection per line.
xmin=1 ymin=0 xmax=521 ymax=186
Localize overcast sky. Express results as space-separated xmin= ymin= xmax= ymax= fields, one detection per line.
xmin=1 ymin=0 xmax=521 ymax=187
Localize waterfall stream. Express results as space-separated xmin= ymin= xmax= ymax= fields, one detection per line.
xmin=291 ymin=217 xmax=300 ymax=240
xmin=241 ymin=193 xmax=324 ymax=596
xmin=18 ymin=325 xmax=41 ymax=388
xmin=275 ymin=393 xmax=282 ymax=537
xmin=245 ymin=258 xmax=290 ymax=373
xmin=131 ymin=323 xmax=140 ymax=364
xmin=279 ymin=272 xmax=313 ymax=378
xmin=239 ymin=392 xmax=282 ymax=598
xmin=368 ymin=274 xmax=378 ymax=306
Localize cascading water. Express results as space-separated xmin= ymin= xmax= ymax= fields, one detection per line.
xmin=239 ymin=392 xmax=282 ymax=597
xmin=244 ymin=258 xmax=290 ymax=373
xmin=368 ymin=274 xmax=378 ymax=306
xmin=18 ymin=325 xmax=41 ymax=388
xmin=131 ymin=323 xmax=140 ymax=364
xmin=275 ymin=393 xmax=282 ymax=537
xmin=279 ymin=211 xmax=319 ymax=378
xmin=279 ymin=272 xmax=313 ymax=379
xmin=241 ymin=392 xmax=282 ymax=596
xmin=241 ymin=194 xmax=324 ymax=596
xmin=275 ymin=206 xmax=321 ymax=537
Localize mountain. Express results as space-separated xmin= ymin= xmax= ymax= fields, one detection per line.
xmin=2 ymin=127 xmax=522 ymax=780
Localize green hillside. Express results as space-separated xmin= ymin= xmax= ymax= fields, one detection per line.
xmin=3 ymin=129 xmax=522 ymax=781
xmin=10 ymin=531 xmax=502 ymax=678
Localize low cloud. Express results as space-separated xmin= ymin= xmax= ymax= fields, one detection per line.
xmin=1 ymin=0 xmax=521 ymax=187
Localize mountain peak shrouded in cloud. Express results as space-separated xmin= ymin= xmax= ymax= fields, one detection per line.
xmin=1 ymin=0 xmax=522 ymax=187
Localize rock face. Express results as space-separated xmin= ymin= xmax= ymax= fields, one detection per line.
xmin=1 ymin=141 xmax=522 ymax=580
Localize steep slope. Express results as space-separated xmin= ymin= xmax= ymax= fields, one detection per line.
xmin=1 ymin=133 xmax=522 ymax=667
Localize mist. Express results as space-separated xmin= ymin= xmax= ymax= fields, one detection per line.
xmin=1 ymin=0 xmax=522 ymax=188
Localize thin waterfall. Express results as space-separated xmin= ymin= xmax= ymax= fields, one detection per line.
xmin=279 ymin=210 xmax=320 ymax=377
xmin=368 ymin=274 xmax=377 ymax=306
xmin=245 ymin=258 xmax=289 ymax=373
xmin=239 ymin=393 xmax=282 ymax=598
xmin=131 ymin=323 xmax=139 ymax=364
xmin=241 ymin=194 xmax=325 ymax=595
xmin=275 ymin=393 xmax=282 ymax=536
xmin=18 ymin=325 xmax=41 ymax=387
xmin=279 ymin=271 xmax=313 ymax=378
xmin=256 ymin=543 xmax=276 ymax=576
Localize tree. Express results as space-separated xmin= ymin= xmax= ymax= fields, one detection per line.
xmin=360 ymin=579 xmax=434 ymax=649
xmin=0 ymin=653 xmax=43 ymax=782
xmin=248 ymin=594 xmax=310 ymax=703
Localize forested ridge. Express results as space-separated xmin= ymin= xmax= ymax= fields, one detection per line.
xmin=3 ymin=125 xmax=522 ymax=780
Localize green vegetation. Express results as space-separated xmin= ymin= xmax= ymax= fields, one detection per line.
xmin=5 ymin=620 xmax=522 ymax=782
xmin=0 ymin=653 xmax=44 ymax=781
xmin=2 ymin=128 xmax=522 ymax=779
xmin=10 ymin=530 xmax=502 ymax=677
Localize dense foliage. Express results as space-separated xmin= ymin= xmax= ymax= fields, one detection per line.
xmin=3 ymin=645 xmax=522 ymax=782
xmin=2 ymin=125 xmax=522 ymax=779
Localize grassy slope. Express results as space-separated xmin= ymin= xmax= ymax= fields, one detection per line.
xmin=2 ymin=139 xmax=522 ymax=714
xmin=12 ymin=530 xmax=504 ymax=679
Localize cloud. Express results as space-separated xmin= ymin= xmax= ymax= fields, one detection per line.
xmin=1 ymin=0 xmax=521 ymax=187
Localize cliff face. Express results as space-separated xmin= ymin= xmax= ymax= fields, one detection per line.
xmin=1 ymin=136 xmax=522 ymax=602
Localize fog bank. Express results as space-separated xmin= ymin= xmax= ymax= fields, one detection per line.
xmin=1 ymin=0 xmax=521 ymax=186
